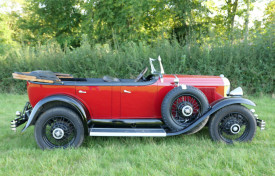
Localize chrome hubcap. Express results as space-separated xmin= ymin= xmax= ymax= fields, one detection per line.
xmin=52 ymin=128 xmax=64 ymax=139
xmin=182 ymin=105 xmax=193 ymax=117
xmin=230 ymin=124 xmax=241 ymax=134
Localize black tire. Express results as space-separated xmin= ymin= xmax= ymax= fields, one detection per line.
xmin=209 ymin=105 xmax=256 ymax=144
xmin=35 ymin=107 xmax=84 ymax=149
xmin=161 ymin=86 xmax=209 ymax=134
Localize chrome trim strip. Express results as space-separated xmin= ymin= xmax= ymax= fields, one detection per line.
xmin=89 ymin=128 xmax=166 ymax=137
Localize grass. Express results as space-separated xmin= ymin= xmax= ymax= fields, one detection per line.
xmin=0 ymin=94 xmax=274 ymax=175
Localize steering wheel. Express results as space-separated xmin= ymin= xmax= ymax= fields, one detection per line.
xmin=134 ymin=67 xmax=148 ymax=82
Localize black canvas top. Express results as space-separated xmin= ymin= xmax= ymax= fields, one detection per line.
xmin=15 ymin=70 xmax=59 ymax=81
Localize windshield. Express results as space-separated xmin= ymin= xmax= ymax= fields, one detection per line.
xmin=149 ymin=56 xmax=165 ymax=75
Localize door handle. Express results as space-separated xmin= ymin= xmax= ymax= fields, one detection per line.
xmin=78 ymin=90 xmax=86 ymax=94
xmin=123 ymin=90 xmax=131 ymax=93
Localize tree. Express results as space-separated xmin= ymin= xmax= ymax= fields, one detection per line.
xmin=18 ymin=0 xmax=82 ymax=47
xmin=205 ymin=0 xmax=255 ymax=41
xmin=244 ymin=0 xmax=250 ymax=41
xmin=82 ymin=0 xmax=171 ymax=44
xmin=263 ymin=1 xmax=275 ymax=27
xmin=169 ymin=0 xmax=210 ymax=43
xmin=0 ymin=14 xmax=14 ymax=54
xmin=0 ymin=0 xmax=21 ymax=54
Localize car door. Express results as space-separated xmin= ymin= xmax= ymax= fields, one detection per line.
xmin=76 ymin=85 xmax=112 ymax=119
xmin=120 ymin=85 xmax=158 ymax=119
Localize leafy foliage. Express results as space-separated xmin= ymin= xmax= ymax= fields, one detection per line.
xmin=0 ymin=33 xmax=273 ymax=94
xmin=263 ymin=1 xmax=275 ymax=27
xmin=0 ymin=13 xmax=18 ymax=54
xmin=0 ymin=0 xmax=274 ymax=94
xmin=15 ymin=0 xmax=212 ymax=45
xmin=17 ymin=0 xmax=82 ymax=46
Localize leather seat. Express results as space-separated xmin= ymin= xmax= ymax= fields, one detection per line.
xmin=103 ymin=76 xmax=120 ymax=82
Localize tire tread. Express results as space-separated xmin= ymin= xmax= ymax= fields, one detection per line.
xmin=208 ymin=105 xmax=256 ymax=143
xmin=34 ymin=107 xmax=84 ymax=149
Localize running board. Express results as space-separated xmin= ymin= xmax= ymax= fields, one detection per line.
xmin=89 ymin=128 xmax=167 ymax=137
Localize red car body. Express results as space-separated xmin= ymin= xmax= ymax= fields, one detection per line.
xmin=11 ymin=58 xmax=264 ymax=149
xmin=27 ymin=74 xmax=226 ymax=121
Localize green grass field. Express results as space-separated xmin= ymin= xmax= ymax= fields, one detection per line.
xmin=0 ymin=94 xmax=274 ymax=176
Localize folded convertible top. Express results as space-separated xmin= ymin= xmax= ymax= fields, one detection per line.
xmin=12 ymin=70 xmax=73 ymax=83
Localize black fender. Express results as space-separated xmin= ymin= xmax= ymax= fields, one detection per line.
xmin=21 ymin=95 xmax=88 ymax=133
xmin=166 ymin=97 xmax=256 ymax=136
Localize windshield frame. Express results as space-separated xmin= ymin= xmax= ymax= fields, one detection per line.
xmin=149 ymin=56 xmax=165 ymax=76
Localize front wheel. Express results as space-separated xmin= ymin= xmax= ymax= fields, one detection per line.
xmin=209 ymin=105 xmax=256 ymax=144
xmin=35 ymin=107 xmax=84 ymax=149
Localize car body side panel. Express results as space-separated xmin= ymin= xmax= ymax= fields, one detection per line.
xmin=27 ymin=74 xmax=225 ymax=120
xmin=112 ymin=86 xmax=121 ymax=118
xmin=27 ymin=81 xmax=76 ymax=107
xmin=76 ymin=86 xmax=112 ymax=119
xmin=120 ymin=84 xmax=158 ymax=118
xmin=175 ymin=74 xmax=225 ymax=99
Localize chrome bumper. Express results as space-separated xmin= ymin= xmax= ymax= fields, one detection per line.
xmin=251 ymin=109 xmax=265 ymax=130
xmin=256 ymin=119 xmax=265 ymax=130
xmin=11 ymin=102 xmax=32 ymax=132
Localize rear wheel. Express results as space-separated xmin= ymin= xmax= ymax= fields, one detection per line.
xmin=161 ymin=86 xmax=209 ymax=134
xmin=35 ymin=107 xmax=84 ymax=149
xmin=209 ymin=105 xmax=256 ymax=143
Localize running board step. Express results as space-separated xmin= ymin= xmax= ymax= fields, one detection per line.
xmin=89 ymin=128 xmax=167 ymax=137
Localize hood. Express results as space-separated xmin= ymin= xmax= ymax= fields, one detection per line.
xmin=162 ymin=74 xmax=225 ymax=87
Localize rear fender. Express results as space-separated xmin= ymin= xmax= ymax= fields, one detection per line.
xmin=166 ymin=97 xmax=256 ymax=136
xmin=21 ymin=95 xmax=88 ymax=133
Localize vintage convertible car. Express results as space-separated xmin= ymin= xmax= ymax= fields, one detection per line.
xmin=11 ymin=56 xmax=265 ymax=149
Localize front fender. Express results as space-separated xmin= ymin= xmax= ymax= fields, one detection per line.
xmin=166 ymin=97 xmax=256 ymax=136
xmin=210 ymin=97 xmax=256 ymax=111
xmin=21 ymin=95 xmax=88 ymax=132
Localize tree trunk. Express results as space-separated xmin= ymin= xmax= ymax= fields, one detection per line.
xmin=226 ymin=0 xmax=239 ymax=39
xmin=231 ymin=0 xmax=238 ymax=31
xmin=244 ymin=0 xmax=250 ymax=41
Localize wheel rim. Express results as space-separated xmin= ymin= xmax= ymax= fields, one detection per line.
xmin=170 ymin=94 xmax=202 ymax=127
xmin=42 ymin=116 xmax=77 ymax=148
xmin=218 ymin=112 xmax=250 ymax=143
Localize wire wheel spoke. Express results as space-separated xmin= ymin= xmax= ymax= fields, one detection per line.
xmin=218 ymin=112 xmax=250 ymax=143
xmin=170 ymin=94 xmax=202 ymax=127
xmin=43 ymin=116 xmax=76 ymax=148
